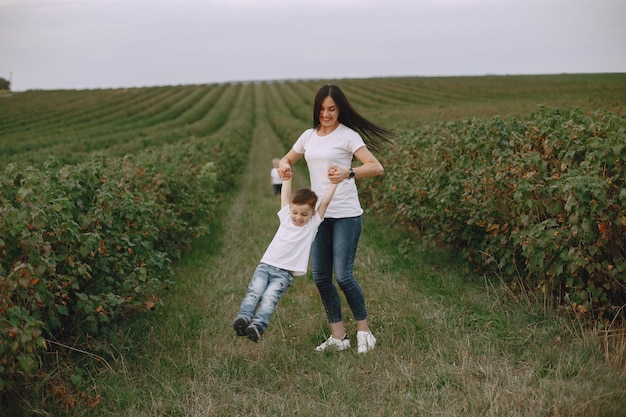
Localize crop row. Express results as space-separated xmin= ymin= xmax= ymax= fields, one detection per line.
xmin=363 ymin=106 xmax=626 ymax=322
xmin=0 ymin=83 xmax=255 ymax=395
xmin=0 ymin=84 xmax=238 ymax=166
xmin=4 ymin=75 xmax=625 ymax=167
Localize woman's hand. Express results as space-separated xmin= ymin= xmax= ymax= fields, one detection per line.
xmin=278 ymin=150 xmax=303 ymax=180
xmin=278 ymin=165 xmax=293 ymax=180
xmin=327 ymin=165 xmax=348 ymax=184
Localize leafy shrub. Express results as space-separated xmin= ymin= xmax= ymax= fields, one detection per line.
xmin=0 ymin=143 xmax=218 ymax=391
xmin=366 ymin=107 xmax=626 ymax=321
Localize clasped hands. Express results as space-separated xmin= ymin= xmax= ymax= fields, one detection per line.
xmin=278 ymin=164 xmax=347 ymax=184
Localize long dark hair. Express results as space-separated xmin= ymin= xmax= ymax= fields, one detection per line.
xmin=312 ymin=84 xmax=393 ymax=153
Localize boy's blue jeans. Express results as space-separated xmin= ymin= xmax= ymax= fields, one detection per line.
xmin=311 ymin=216 xmax=367 ymax=324
xmin=236 ymin=263 xmax=293 ymax=332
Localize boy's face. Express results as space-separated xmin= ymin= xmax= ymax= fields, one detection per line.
xmin=290 ymin=203 xmax=314 ymax=227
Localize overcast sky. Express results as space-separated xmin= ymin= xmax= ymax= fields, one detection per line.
xmin=1 ymin=0 xmax=624 ymax=91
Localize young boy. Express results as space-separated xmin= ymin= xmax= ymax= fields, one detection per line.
xmin=233 ymin=170 xmax=338 ymax=342
xmin=270 ymin=157 xmax=283 ymax=195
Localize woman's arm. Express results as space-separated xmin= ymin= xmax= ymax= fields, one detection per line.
xmin=278 ymin=149 xmax=303 ymax=179
xmin=327 ymin=146 xmax=384 ymax=183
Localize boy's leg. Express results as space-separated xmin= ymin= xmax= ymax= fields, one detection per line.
xmin=249 ymin=264 xmax=293 ymax=333
xmin=234 ymin=264 xmax=271 ymax=326
xmin=233 ymin=316 xmax=249 ymax=336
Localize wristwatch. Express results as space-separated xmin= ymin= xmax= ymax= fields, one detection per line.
xmin=348 ymin=168 xmax=355 ymax=179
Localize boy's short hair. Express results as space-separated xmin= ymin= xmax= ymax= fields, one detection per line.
xmin=291 ymin=188 xmax=318 ymax=210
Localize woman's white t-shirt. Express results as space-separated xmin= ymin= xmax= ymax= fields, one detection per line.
xmin=261 ymin=205 xmax=323 ymax=276
xmin=293 ymin=124 xmax=365 ymax=218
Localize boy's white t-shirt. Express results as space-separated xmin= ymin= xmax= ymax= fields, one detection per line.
xmin=261 ymin=205 xmax=323 ymax=276
xmin=293 ymin=124 xmax=365 ymax=218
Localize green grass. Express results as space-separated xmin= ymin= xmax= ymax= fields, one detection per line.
xmin=72 ymin=201 xmax=626 ymax=416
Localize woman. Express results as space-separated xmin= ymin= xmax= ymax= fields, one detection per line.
xmin=278 ymin=84 xmax=392 ymax=354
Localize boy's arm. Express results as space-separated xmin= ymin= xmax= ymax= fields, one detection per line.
xmin=316 ymin=183 xmax=338 ymax=219
xmin=280 ymin=177 xmax=292 ymax=209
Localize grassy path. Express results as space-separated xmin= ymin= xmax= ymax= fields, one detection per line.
xmin=86 ymin=86 xmax=626 ymax=417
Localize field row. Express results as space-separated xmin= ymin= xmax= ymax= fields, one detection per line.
xmin=0 ymin=81 xmax=257 ymax=398
xmin=2 ymin=74 xmax=625 ymax=167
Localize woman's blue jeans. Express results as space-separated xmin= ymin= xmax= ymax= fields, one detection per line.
xmin=311 ymin=216 xmax=367 ymax=324
xmin=237 ymin=263 xmax=293 ymax=332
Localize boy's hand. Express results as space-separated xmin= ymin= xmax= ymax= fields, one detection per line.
xmin=327 ymin=165 xmax=345 ymax=184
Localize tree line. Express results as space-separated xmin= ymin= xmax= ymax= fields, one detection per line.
xmin=0 ymin=77 xmax=11 ymax=90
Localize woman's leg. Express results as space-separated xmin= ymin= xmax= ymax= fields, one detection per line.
xmin=332 ymin=216 xmax=369 ymax=323
xmin=311 ymin=218 xmax=346 ymax=339
xmin=331 ymin=216 xmax=376 ymax=352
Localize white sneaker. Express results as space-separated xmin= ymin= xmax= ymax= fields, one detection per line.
xmin=357 ymin=331 xmax=376 ymax=354
xmin=315 ymin=335 xmax=350 ymax=352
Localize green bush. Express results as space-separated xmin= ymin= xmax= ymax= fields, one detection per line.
xmin=0 ymin=143 xmax=218 ymax=390
xmin=367 ymin=107 xmax=626 ymax=321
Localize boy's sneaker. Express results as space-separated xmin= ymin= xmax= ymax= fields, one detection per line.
xmin=233 ymin=316 xmax=249 ymax=337
xmin=315 ymin=335 xmax=350 ymax=352
xmin=246 ymin=324 xmax=263 ymax=343
xmin=357 ymin=331 xmax=376 ymax=354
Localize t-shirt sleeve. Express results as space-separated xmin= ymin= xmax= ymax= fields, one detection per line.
xmin=314 ymin=212 xmax=323 ymax=228
xmin=348 ymin=130 xmax=366 ymax=154
xmin=293 ymin=129 xmax=313 ymax=154
xmin=278 ymin=205 xmax=290 ymax=219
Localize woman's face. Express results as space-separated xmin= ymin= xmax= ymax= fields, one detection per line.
xmin=319 ymin=96 xmax=340 ymax=129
